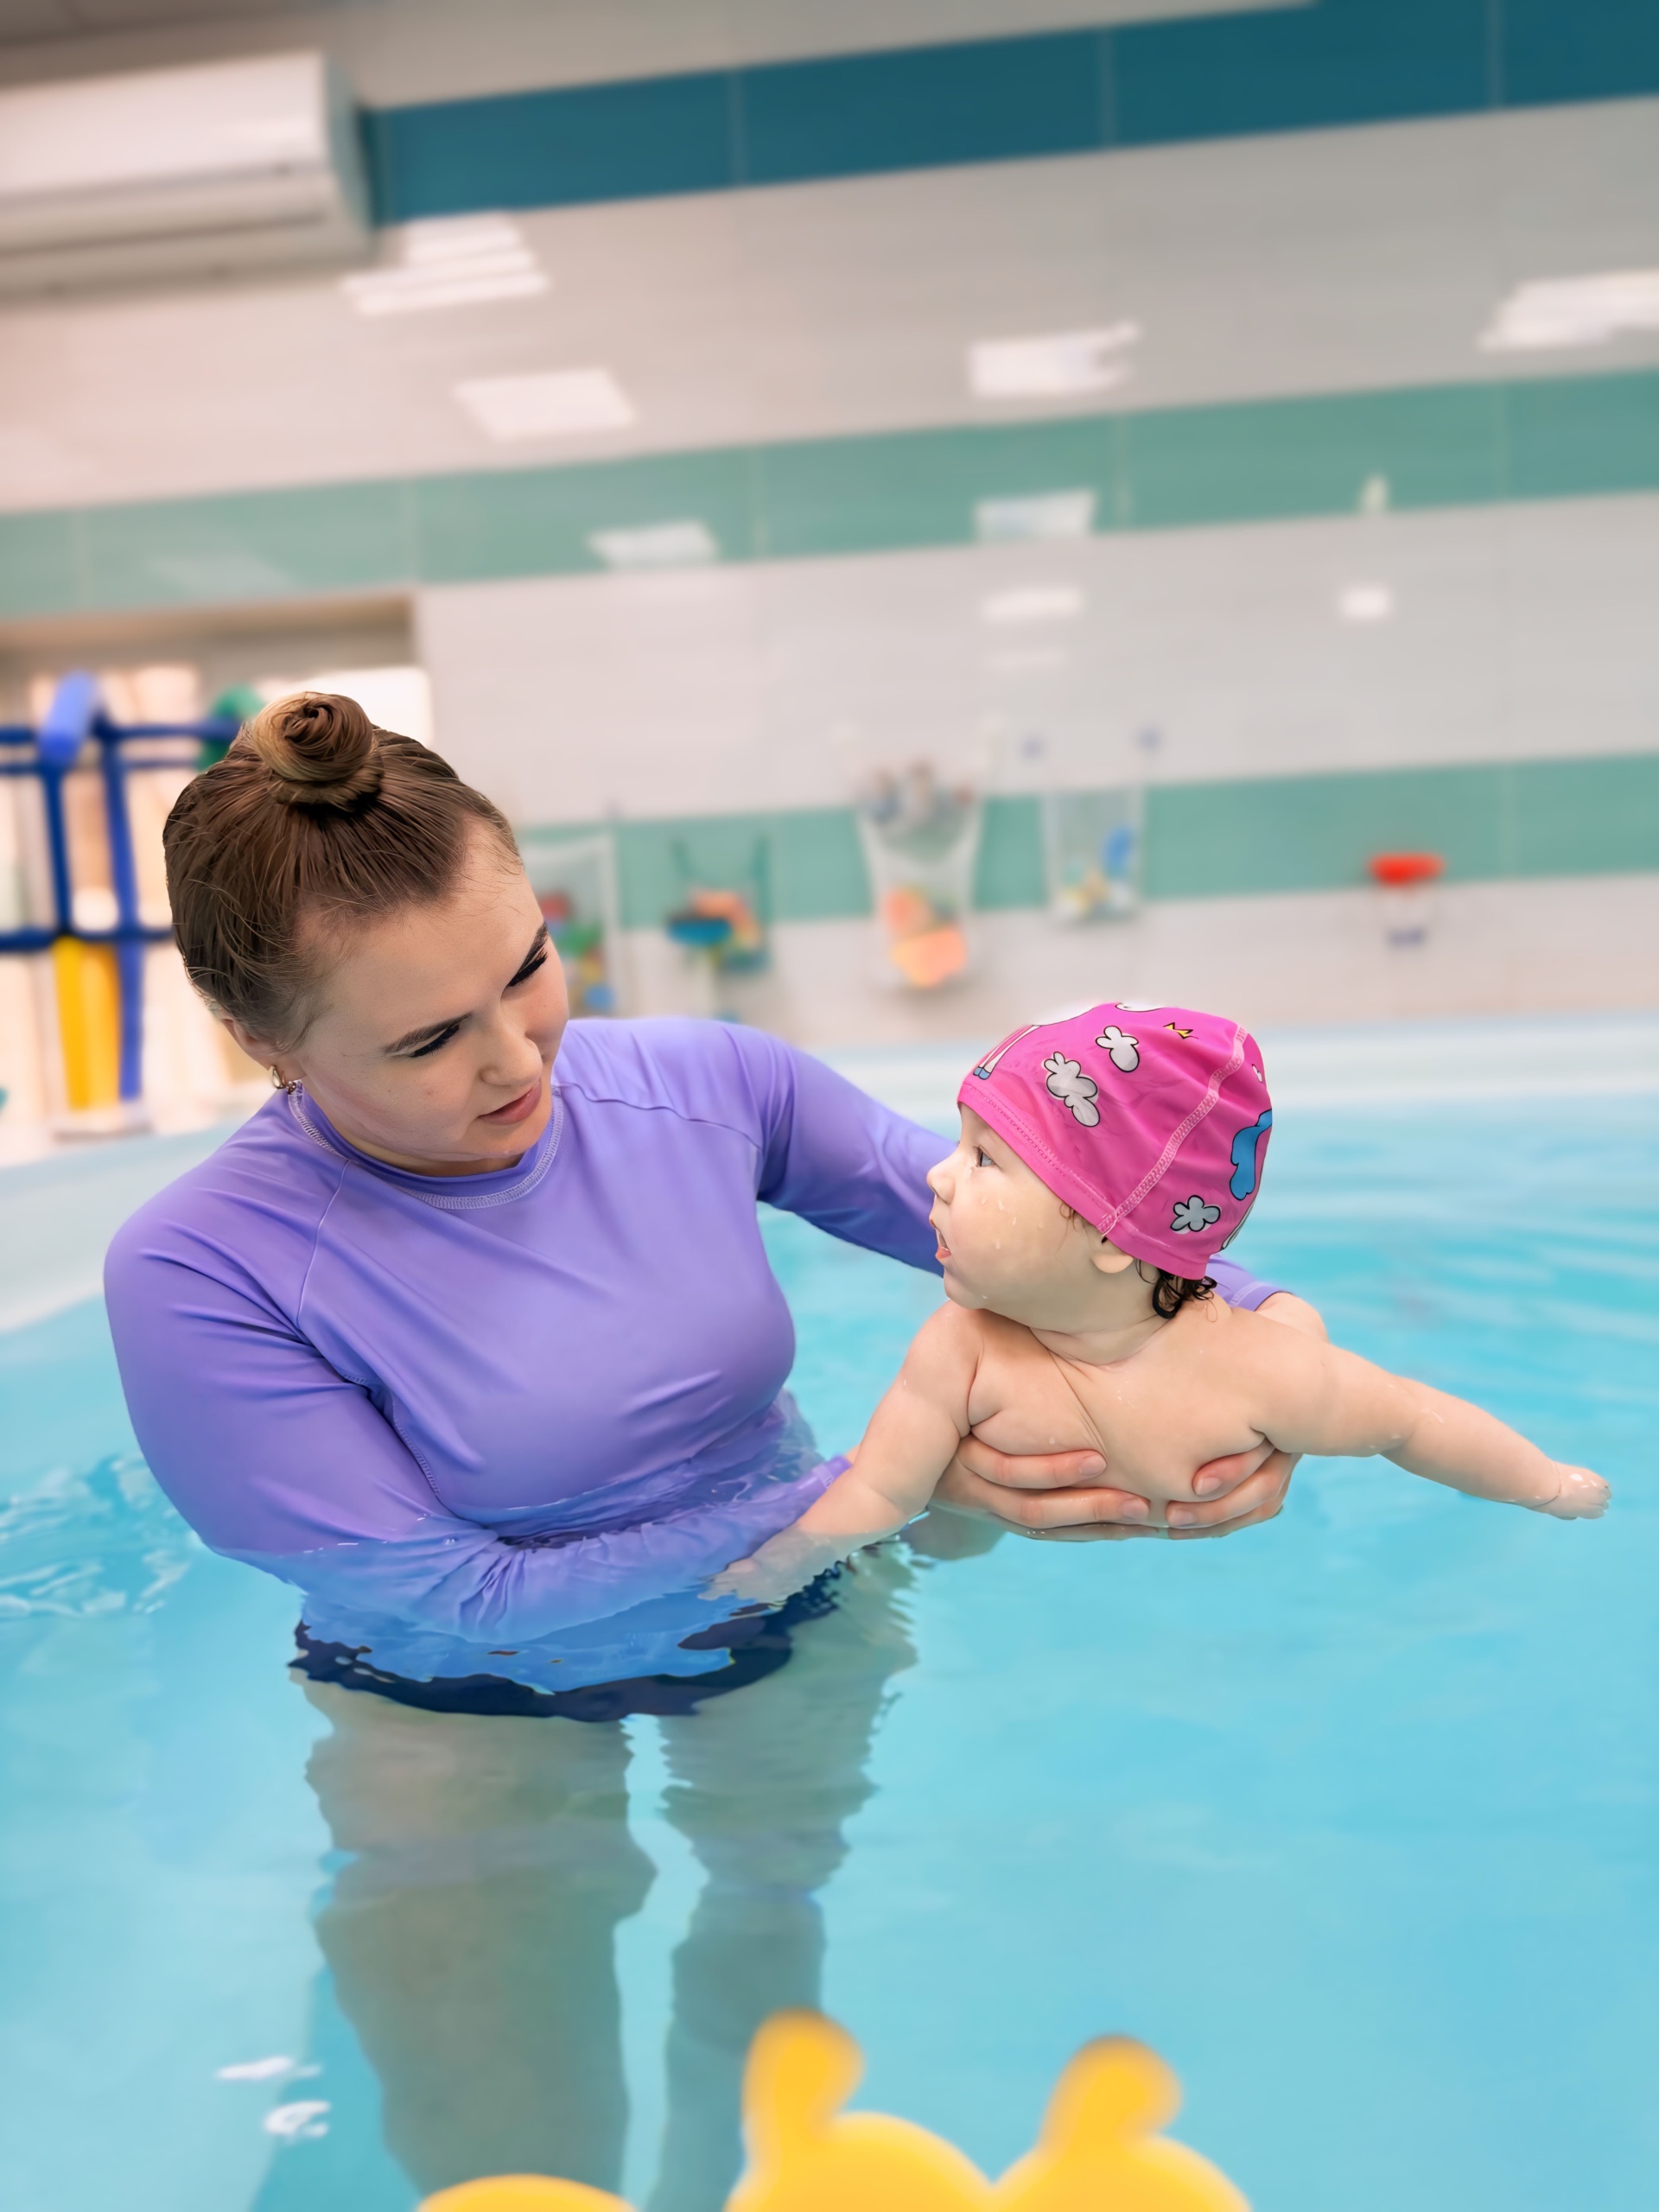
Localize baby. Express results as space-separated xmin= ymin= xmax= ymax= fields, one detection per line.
xmin=714 ymin=1002 xmax=1608 ymax=1602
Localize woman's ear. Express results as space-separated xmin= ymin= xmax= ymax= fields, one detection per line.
xmin=1090 ymin=1236 xmax=1139 ymax=1278
xmin=221 ymin=1014 xmax=283 ymax=1071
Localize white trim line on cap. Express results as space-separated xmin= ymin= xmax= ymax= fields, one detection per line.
xmin=1100 ymin=1025 xmax=1246 ymax=1236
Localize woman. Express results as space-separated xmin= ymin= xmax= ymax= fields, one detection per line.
xmin=105 ymin=692 xmax=1310 ymax=1716
xmin=105 ymin=693 xmax=1316 ymax=2205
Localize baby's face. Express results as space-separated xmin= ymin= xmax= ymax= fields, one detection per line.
xmin=927 ymin=1107 xmax=1128 ymax=1323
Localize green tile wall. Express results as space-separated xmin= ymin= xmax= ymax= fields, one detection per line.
xmin=6 ymin=369 xmax=1659 ymax=616
xmin=361 ymin=2 xmax=1659 ymax=226
xmin=524 ymin=753 xmax=1659 ymax=929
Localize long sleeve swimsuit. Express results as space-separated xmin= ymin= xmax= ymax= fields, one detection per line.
xmin=105 ymin=1019 xmax=1284 ymax=1695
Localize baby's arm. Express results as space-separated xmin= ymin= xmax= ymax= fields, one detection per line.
xmin=709 ymin=1305 xmax=982 ymax=1599
xmin=1249 ymin=1326 xmax=1608 ymax=1517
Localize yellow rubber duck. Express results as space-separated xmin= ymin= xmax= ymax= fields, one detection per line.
xmin=994 ymin=2037 xmax=1248 ymax=2212
xmin=728 ymin=2010 xmax=993 ymax=2212
xmin=420 ymin=2178 xmax=630 ymax=2212
xmin=416 ymin=2013 xmax=1249 ymax=2212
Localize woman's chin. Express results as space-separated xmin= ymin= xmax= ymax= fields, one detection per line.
xmin=469 ymin=1084 xmax=551 ymax=1154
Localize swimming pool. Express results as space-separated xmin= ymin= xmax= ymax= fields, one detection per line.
xmin=3 ymin=1017 xmax=1656 ymax=2212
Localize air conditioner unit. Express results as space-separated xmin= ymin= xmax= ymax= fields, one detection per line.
xmin=0 ymin=51 xmax=371 ymax=296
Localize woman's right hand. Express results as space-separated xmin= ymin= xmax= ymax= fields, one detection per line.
xmin=932 ymin=1437 xmax=1299 ymax=1541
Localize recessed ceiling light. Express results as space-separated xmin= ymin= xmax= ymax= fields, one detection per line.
xmin=976 ymin=490 xmax=1096 ymax=543
xmin=1338 ymin=582 xmax=1394 ymax=623
xmin=589 ymin=520 xmax=718 ymax=569
xmin=969 ymin=325 xmax=1139 ymax=400
xmin=981 ymin=585 xmax=1085 ymax=626
xmin=1481 ymin=270 xmax=1659 ymax=352
xmin=342 ymin=217 xmax=548 ymax=316
xmin=454 ymin=370 xmax=635 ymax=441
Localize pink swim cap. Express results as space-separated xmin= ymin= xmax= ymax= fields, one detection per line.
xmin=957 ymin=1003 xmax=1273 ymax=1274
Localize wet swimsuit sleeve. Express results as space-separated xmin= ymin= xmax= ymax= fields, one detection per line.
xmin=1207 ymin=1255 xmax=1287 ymax=1310
xmin=103 ymin=1229 xmax=823 ymax=1640
xmin=718 ymin=1023 xmax=949 ymax=1269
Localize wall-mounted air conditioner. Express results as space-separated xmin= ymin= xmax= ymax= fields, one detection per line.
xmin=0 ymin=51 xmax=371 ymax=296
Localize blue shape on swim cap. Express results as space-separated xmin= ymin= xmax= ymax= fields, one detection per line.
xmin=1229 ymin=1108 xmax=1273 ymax=1200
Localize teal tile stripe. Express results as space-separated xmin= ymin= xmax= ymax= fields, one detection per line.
xmin=528 ymin=754 xmax=1659 ymax=930
xmin=5 ymin=369 xmax=1659 ymax=619
xmin=360 ymin=1 xmax=1659 ymax=225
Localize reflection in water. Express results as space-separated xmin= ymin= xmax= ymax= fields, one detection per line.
xmin=300 ymin=1537 xmax=975 ymax=2209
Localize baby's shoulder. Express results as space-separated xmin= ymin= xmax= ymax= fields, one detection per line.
xmin=911 ymin=1299 xmax=1040 ymax=1373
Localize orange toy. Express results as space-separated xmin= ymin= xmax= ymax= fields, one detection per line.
xmin=889 ymin=922 xmax=968 ymax=989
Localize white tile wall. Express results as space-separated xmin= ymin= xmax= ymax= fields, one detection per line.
xmin=416 ymin=494 xmax=1659 ymax=820
xmin=627 ymin=872 xmax=1659 ymax=1051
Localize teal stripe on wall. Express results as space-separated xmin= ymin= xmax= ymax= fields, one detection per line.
xmin=5 ymin=369 xmax=1658 ymax=620
xmin=524 ymin=753 xmax=1659 ymax=930
xmin=359 ymin=1 xmax=1659 ymax=226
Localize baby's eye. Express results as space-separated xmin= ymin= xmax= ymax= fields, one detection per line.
xmin=975 ymin=1147 xmax=993 ymax=1167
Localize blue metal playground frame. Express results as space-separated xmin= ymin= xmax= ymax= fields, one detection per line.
xmin=0 ymin=673 xmax=234 ymax=1105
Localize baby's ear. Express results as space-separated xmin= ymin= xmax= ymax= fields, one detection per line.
xmin=1090 ymin=1235 xmax=1139 ymax=1278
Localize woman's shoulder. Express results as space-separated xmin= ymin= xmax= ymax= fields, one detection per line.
xmin=558 ymin=1016 xmax=789 ymax=1129
xmin=104 ymin=1095 xmax=348 ymax=1307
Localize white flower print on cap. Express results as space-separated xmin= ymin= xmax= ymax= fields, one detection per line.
xmin=1095 ymin=1024 xmax=1140 ymax=1072
xmin=1043 ymin=1052 xmax=1100 ymax=1127
xmin=1170 ymin=1195 xmax=1222 ymax=1236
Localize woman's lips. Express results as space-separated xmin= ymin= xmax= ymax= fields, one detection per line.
xmin=478 ymin=1080 xmax=541 ymax=1126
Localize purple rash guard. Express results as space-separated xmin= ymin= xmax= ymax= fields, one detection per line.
xmin=105 ymin=1019 xmax=1285 ymax=1695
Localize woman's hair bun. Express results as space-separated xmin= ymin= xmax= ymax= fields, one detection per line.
xmin=239 ymin=690 xmax=385 ymax=812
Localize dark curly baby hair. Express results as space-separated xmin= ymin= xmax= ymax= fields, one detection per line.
xmin=1148 ymin=1269 xmax=1217 ymax=1319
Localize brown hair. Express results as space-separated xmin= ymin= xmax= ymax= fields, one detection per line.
xmin=164 ymin=690 xmax=517 ymax=1047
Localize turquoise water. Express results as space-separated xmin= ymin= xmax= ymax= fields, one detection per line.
xmin=1 ymin=1082 xmax=1656 ymax=2210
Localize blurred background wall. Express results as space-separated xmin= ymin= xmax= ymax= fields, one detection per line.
xmin=2 ymin=0 xmax=1656 ymax=1088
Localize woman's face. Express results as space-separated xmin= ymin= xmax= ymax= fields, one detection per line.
xmin=232 ymin=826 xmax=569 ymax=1176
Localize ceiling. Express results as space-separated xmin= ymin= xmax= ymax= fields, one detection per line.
xmin=0 ymin=0 xmax=347 ymax=48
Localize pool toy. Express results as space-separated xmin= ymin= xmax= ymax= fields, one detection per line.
xmin=523 ymin=833 xmax=623 ymax=1017
xmin=413 ymin=2011 xmax=1249 ymax=2212
xmin=423 ymin=2183 xmax=630 ymax=2211
xmin=856 ymin=761 xmax=981 ymax=991
xmin=668 ymin=886 xmax=766 ymax=968
xmin=995 ymin=2037 xmax=1247 ymax=2212
xmin=1042 ymin=788 xmax=1143 ymax=924
xmin=728 ymin=2010 xmax=994 ymax=2211
xmin=1 ymin=671 xmax=234 ymax=1128
xmin=1368 ymin=849 xmax=1445 ymax=947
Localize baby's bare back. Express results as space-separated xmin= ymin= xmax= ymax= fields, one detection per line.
xmin=963 ymin=1299 xmax=1279 ymax=1507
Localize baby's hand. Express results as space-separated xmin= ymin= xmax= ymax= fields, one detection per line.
xmin=704 ymin=1527 xmax=850 ymax=1604
xmin=1530 ymin=1464 xmax=1610 ymax=1519
xmin=705 ymin=1554 xmax=790 ymax=1603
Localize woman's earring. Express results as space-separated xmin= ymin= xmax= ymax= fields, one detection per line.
xmin=270 ymin=1066 xmax=300 ymax=1096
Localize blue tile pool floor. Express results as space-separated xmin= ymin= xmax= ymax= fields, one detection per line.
xmin=1 ymin=1021 xmax=1656 ymax=2210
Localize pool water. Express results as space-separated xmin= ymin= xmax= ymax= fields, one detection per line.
xmin=2 ymin=1031 xmax=1656 ymax=2212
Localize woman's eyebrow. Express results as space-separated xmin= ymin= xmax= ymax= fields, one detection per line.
xmin=382 ymin=926 xmax=550 ymax=1055
xmin=385 ymin=1012 xmax=464 ymax=1056
xmin=507 ymin=922 xmax=550 ymax=982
